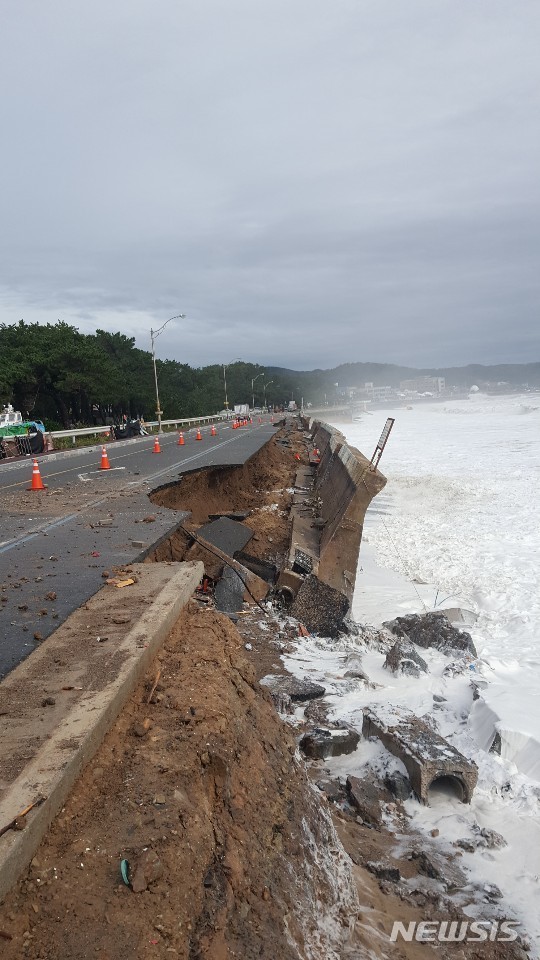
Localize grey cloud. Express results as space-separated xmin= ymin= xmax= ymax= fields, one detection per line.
xmin=1 ymin=0 xmax=539 ymax=369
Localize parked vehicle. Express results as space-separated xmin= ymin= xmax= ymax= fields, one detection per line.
xmin=0 ymin=405 xmax=46 ymax=458
xmin=111 ymin=419 xmax=148 ymax=440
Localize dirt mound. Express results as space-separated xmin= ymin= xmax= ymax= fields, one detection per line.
xmin=148 ymin=430 xmax=304 ymax=571
xmin=150 ymin=432 xmax=297 ymax=521
xmin=0 ymin=604 xmax=357 ymax=960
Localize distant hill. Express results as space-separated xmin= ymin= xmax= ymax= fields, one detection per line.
xmin=265 ymin=362 xmax=540 ymax=398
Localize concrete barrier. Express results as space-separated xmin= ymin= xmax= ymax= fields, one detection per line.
xmin=0 ymin=561 xmax=202 ymax=903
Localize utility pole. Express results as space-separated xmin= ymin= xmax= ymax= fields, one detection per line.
xmin=150 ymin=314 xmax=184 ymax=432
xmin=251 ymin=372 xmax=264 ymax=410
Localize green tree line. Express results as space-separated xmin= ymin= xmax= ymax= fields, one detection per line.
xmin=0 ymin=321 xmax=290 ymax=428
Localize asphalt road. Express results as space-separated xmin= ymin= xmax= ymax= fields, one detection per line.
xmin=0 ymin=419 xmax=276 ymax=677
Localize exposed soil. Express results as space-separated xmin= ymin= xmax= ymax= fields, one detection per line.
xmin=0 ymin=605 xmax=359 ymax=960
xmin=148 ymin=429 xmax=304 ymax=569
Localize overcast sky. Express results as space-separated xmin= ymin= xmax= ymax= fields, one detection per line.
xmin=1 ymin=1 xmax=539 ymax=369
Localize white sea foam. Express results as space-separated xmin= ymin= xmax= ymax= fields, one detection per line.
xmin=347 ymin=395 xmax=540 ymax=769
xmin=282 ymin=395 xmax=540 ymax=951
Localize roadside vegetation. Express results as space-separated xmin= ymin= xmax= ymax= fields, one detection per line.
xmin=0 ymin=321 xmax=272 ymax=428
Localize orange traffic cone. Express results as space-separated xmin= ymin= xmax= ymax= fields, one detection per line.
xmin=196 ymin=428 xmax=202 ymax=441
xmin=177 ymin=431 xmax=185 ymax=445
xmin=211 ymin=424 xmax=216 ymax=436
xmin=28 ymin=459 xmax=47 ymax=491
xmin=153 ymin=436 xmax=161 ymax=453
xmin=99 ymin=445 xmax=111 ymax=470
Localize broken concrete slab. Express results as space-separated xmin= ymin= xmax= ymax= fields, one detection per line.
xmin=366 ymin=860 xmax=401 ymax=883
xmin=290 ymin=574 xmax=349 ymax=637
xmin=267 ymin=689 xmax=295 ymax=716
xmin=309 ymin=421 xmax=386 ymax=604
xmin=439 ymin=606 xmax=478 ymax=628
xmin=410 ymin=849 xmax=466 ymax=891
xmin=208 ymin=511 xmax=250 ymax=522
xmin=185 ymin=530 xmax=269 ymax=604
xmin=303 ymin=700 xmax=331 ymax=727
xmin=234 ymin=551 xmax=277 ymax=584
xmin=384 ymin=640 xmax=428 ymax=677
xmin=362 ymin=707 xmax=478 ymax=805
xmin=214 ymin=564 xmax=245 ymax=613
xmin=383 ymin=612 xmax=477 ymax=657
xmin=384 ymin=771 xmax=412 ymax=801
xmin=260 ymin=675 xmax=326 ymax=702
xmin=198 ymin=516 xmax=253 ymax=556
xmin=299 ymin=727 xmax=360 ymax=760
xmin=346 ymin=776 xmax=392 ymax=826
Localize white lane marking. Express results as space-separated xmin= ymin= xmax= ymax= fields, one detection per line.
xmin=78 ymin=467 xmax=126 ymax=482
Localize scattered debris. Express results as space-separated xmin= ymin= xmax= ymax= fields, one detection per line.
xmin=384 ymin=639 xmax=428 ymax=677
xmin=261 ymin=675 xmax=326 ymax=702
xmin=346 ymin=776 xmax=391 ymax=827
xmin=0 ymin=797 xmax=45 ymax=839
xmin=366 ymin=860 xmax=401 ymax=883
xmin=290 ymin=575 xmax=349 ymax=637
xmin=300 ymin=727 xmax=360 ymax=760
xmin=383 ymin=611 xmax=477 ymax=657
xmin=384 ymin=771 xmax=412 ymax=800
xmin=363 ymin=707 xmax=478 ymax=804
xmin=146 ymin=669 xmax=161 ymax=704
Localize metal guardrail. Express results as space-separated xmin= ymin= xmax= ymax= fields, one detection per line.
xmin=50 ymin=414 xmax=226 ymax=442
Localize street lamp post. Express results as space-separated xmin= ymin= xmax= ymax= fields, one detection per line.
xmin=263 ymin=379 xmax=274 ymax=411
xmin=251 ymin=372 xmax=264 ymax=410
xmin=223 ymin=358 xmax=242 ymax=413
xmin=150 ymin=314 xmax=185 ymax=433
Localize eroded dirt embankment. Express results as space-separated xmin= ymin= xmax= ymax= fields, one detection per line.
xmin=147 ymin=429 xmax=301 ymax=569
xmin=0 ymin=604 xmax=358 ymax=960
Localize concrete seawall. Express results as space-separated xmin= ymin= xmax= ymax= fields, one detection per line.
xmin=311 ymin=419 xmax=387 ymax=603
xmin=287 ymin=419 xmax=386 ymax=634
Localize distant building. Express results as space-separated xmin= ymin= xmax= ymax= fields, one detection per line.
xmin=352 ymin=382 xmax=399 ymax=402
xmin=399 ymin=376 xmax=445 ymax=394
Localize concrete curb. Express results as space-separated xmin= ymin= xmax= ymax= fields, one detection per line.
xmin=0 ymin=560 xmax=203 ymax=903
